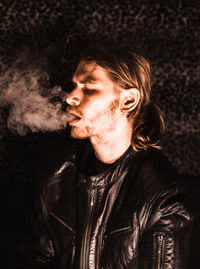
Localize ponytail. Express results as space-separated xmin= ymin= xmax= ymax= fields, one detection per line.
xmin=131 ymin=103 xmax=165 ymax=151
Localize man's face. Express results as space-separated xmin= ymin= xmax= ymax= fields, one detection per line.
xmin=66 ymin=60 xmax=122 ymax=139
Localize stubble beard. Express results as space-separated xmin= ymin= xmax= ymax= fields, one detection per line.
xmin=70 ymin=98 xmax=120 ymax=139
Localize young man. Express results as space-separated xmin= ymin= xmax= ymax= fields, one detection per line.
xmin=18 ymin=43 xmax=192 ymax=268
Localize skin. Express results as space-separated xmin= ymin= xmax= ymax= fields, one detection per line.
xmin=66 ymin=60 xmax=140 ymax=163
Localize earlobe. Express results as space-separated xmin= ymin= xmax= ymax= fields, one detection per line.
xmin=121 ymin=88 xmax=140 ymax=113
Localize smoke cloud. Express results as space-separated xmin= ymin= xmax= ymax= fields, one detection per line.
xmin=0 ymin=52 xmax=74 ymax=135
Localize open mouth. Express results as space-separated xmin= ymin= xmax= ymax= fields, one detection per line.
xmin=66 ymin=112 xmax=81 ymax=125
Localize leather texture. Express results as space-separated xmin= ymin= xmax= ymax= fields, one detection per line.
xmin=18 ymin=142 xmax=192 ymax=268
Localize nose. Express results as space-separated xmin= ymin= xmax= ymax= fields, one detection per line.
xmin=66 ymin=87 xmax=81 ymax=106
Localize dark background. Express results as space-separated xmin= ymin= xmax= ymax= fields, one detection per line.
xmin=0 ymin=0 xmax=199 ymax=268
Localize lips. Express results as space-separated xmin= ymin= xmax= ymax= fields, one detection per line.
xmin=66 ymin=110 xmax=81 ymax=125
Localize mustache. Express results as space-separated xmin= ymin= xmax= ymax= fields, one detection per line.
xmin=66 ymin=107 xmax=83 ymax=118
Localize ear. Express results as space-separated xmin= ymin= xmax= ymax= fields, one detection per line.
xmin=120 ymin=88 xmax=140 ymax=113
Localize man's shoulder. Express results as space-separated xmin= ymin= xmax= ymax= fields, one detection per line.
xmin=134 ymin=148 xmax=182 ymax=197
xmin=36 ymin=138 xmax=89 ymax=183
xmin=34 ymin=138 xmax=89 ymax=209
xmin=138 ymin=148 xmax=178 ymax=179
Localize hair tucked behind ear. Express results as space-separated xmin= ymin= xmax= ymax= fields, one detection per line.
xmin=131 ymin=103 xmax=165 ymax=151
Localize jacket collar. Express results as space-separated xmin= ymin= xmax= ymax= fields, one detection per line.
xmin=77 ymin=143 xmax=137 ymax=189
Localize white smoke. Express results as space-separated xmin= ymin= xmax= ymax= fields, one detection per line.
xmin=0 ymin=52 xmax=74 ymax=135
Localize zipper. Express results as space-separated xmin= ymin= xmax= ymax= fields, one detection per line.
xmin=50 ymin=211 xmax=76 ymax=266
xmin=50 ymin=211 xmax=75 ymax=234
xmin=81 ymin=189 xmax=95 ymax=269
xmin=102 ymin=225 xmax=132 ymax=250
xmin=155 ymin=234 xmax=164 ymax=269
xmin=108 ymin=226 xmax=132 ymax=236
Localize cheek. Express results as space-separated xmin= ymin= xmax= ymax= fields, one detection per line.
xmin=79 ymin=95 xmax=118 ymax=120
xmin=80 ymin=99 xmax=103 ymax=116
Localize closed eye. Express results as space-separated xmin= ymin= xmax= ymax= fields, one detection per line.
xmin=83 ymin=88 xmax=98 ymax=95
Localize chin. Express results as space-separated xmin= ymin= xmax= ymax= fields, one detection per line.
xmin=70 ymin=127 xmax=89 ymax=139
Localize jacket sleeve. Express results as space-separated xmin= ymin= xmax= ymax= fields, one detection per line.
xmin=17 ymin=183 xmax=57 ymax=269
xmin=138 ymin=183 xmax=192 ymax=269
xmin=17 ymin=230 xmax=56 ymax=269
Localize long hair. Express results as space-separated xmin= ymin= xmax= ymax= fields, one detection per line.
xmin=80 ymin=41 xmax=165 ymax=151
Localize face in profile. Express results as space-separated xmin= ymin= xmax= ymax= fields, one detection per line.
xmin=66 ymin=60 xmax=121 ymax=139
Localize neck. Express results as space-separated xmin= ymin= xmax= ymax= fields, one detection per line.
xmin=90 ymin=119 xmax=133 ymax=164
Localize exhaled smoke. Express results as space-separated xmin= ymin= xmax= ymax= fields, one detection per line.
xmin=0 ymin=52 xmax=74 ymax=135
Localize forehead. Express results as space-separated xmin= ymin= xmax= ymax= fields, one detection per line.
xmin=72 ymin=60 xmax=110 ymax=83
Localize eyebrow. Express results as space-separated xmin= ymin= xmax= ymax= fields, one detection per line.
xmin=72 ymin=75 xmax=98 ymax=84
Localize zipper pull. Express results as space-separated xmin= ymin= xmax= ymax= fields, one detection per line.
xmin=156 ymin=234 xmax=164 ymax=269
xmin=157 ymin=234 xmax=164 ymax=252
xmin=90 ymin=189 xmax=94 ymax=206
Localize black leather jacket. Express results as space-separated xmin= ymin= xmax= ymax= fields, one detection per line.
xmin=18 ymin=142 xmax=192 ymax=269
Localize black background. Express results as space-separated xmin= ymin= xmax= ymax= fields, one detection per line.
xmin=0 ymin=0 xmax=199 ymax=267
